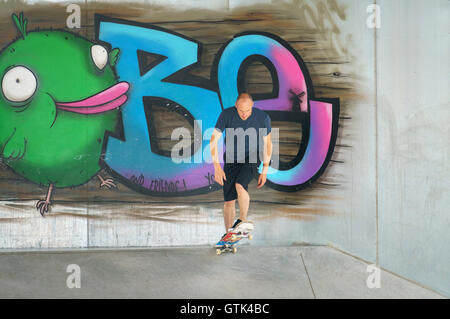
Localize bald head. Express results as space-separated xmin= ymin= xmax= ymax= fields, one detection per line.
xmin=236 ymin=93 xmax=253 ymax=104
xmin=235 ymin=93 xmax=254 ymax=120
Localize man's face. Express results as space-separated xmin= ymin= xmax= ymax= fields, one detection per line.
xmin=236 ymin=98 xmax=253 ymax=120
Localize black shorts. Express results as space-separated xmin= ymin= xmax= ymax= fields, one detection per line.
xmin=222 ymin=162 xmax=257 ymax=202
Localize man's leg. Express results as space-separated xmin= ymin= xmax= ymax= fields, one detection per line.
xmin=235 ymin=162 xmax=256 ymax=222
xmin=222 ymin=163 xmax=239 ymax=232
xmin=223 ymin=200 xmax=236 ymax=231
xmin=235 ymin=183 xmax=250 ymax=221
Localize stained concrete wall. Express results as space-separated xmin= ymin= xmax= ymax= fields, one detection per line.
xmin=376 ymin=0 xmax=450 ymax=297
xmin=0 ymin=0 xmax=448 ymax=297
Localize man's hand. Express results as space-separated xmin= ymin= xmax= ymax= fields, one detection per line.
xmin=257 ymin=173 xmax=267 ymax=188
xmin=214 ymin=166 xmax=227 ymax=186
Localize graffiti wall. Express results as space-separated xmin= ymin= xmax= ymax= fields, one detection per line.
xmin=0 ymin=0 xmax=356 ymax=244
xmin=1 ymin=10 xmax=340 ymax=200
xmin=1 ymin=0 xmax=448 ymax=296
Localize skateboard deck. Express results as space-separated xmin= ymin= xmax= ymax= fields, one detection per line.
xmin=215 ymin=221 xmax=254 ymax=255
xmin=215 ymin=238 xmax=241 ymax=255
xmin=229 ymin=220 xmax=254 ymax=241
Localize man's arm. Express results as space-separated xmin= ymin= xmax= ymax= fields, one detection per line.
xmin=257 ymin=132 xmax=272 ymax=188
xmin=210 ymin=129 xmax=222 ymax=169
xmin=210 ymin=129 xmax=226 ymax=185
xmin=262 ymin=132 xmax=272 ymax=174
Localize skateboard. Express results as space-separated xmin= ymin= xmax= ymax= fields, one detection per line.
xmin=215 ymin=221 xmax=254 ymax=255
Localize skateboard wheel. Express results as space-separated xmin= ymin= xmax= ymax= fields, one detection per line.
xmin=232 ymin=247 xmax=237 ymax=254
xmin=248 ymin=234 xmax=253 ymax=240
xmin=216 ymin=249 xmax=222 ymax=255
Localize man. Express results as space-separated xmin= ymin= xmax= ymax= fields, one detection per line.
xmin=210 ymin=93 xmax=272 ymax=242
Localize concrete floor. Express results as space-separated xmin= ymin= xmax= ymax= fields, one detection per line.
xmin=0 ymin=245 xmax=445 ymax=299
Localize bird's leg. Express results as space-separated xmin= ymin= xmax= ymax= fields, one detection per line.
xmin=36 ymin=183 xmax=54 ymax=217
xmin=97 ymin=174 xmax=117 ymax=189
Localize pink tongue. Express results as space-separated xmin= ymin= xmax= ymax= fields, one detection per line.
xmin=56 ymin=95 xmax=128 ymax=115
xmin=56 ymin=82 xmax=129 ymax=108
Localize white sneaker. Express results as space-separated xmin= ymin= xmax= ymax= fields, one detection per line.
xmin=233 ymin=220 xmax=254 ymax=233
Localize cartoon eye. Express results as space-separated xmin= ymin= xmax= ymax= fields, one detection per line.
xmin=91 ymin=45 xmax=108 ymax=70
xmin=1 ymin=66 xmax=37 ymax=103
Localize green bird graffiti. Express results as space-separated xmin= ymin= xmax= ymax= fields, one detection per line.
xmin=0 ymin=13 xmax=130 ymax=216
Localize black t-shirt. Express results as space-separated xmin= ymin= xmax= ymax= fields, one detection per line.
xmin=214 ymin=107 xmax=271 ymax=163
